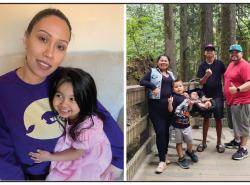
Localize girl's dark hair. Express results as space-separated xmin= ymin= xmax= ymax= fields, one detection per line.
xmin=26 ymin=8 xmax=72 ymax=40
xmin=156 ymin=54 xmax=171 ymax=63
xmin=49 ymin=67 xmax=104 ymax=141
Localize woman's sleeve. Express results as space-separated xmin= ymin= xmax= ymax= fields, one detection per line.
xmin=0 ymin=112 xmax=24 ymax=180
xmin=139 ymin=69 xmax=156 ymax=90
xmin=97 ymin=101 xmax=124 ymax=170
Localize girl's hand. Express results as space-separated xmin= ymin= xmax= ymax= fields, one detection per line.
xmin=168 ymin=96 xmax=173 ymax=104
xmin=29 ymin=149 xmax=52 ymax=163
xmin=187 ymin=99 xmax=194 ymax=106
xmin=183 ymin=92 xmax=190 ymax=98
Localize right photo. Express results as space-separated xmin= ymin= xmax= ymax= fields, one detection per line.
xmin=126 ymin=4 xmax=250 ymax=181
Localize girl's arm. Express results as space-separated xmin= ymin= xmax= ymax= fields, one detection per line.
xmin=29 ymin=148 xmax=84 ymax=163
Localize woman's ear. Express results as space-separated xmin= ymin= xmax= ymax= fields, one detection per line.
xmin=23 ymin=32 xmax=28 ymax=50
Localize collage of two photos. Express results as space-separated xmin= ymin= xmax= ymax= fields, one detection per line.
xmin=0 ymin=3 xmax=250 ymax=182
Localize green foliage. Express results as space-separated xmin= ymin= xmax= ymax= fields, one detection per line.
xmin=127 ymin=4 xmax=250 ymax=84
xmin=127 ymin=4 xmax=165 ymax=62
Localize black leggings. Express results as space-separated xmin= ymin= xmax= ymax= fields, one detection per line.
xmin=149 ymin=99 xmax=172 ymax=162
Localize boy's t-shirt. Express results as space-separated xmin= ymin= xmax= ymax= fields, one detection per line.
xmin=172 ymin=93 xmax=190 ymax=129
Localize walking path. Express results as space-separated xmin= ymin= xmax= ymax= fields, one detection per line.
xmin=132 ymin=127 xmax=250 ymax=181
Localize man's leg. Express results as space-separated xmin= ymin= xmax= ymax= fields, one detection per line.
xmin=202 ymin=118 xmax=209 ymax=144
xmin=215 ymin=118 xmax=222 ymax=145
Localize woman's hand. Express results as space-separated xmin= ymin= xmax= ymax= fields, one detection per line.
xmin=29 ymin=149 xmax=52 ymax=163
xmin=152 ymin=88 xmax=160 ymax=96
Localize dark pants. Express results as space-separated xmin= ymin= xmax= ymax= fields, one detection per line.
xmin=149 ymin=99 xmax=172 ymax=162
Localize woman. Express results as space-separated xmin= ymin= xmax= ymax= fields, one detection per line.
xmin=0 ymin=8 xmax=123 ymax=180
xmin=140 ymin=54 xmax=175 ymax=174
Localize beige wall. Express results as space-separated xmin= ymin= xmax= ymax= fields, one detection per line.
xmin=0 ymin=4 xmax=124 ymax=56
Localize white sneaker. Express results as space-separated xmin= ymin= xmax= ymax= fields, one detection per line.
xmin=155 ymin=162 xmax=166 ymax=174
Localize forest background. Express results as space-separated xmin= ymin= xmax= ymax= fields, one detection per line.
xmin=127 ymin=4 xmax=250 ymax=85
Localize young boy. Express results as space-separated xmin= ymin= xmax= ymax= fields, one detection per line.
xmin=168 ymin=80 xmax=198 ymax=169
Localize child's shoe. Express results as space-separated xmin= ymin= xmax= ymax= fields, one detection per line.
xmin=185 ymin=150 xmax=198 ymax=162
xmin=177 ymin=157 xmax=189 ymax=169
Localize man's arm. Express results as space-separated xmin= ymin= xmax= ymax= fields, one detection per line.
xmin=0 ymin=112 xmax=24 ymax=180
xmin=97 ymin=101 xmax=124 ymax=170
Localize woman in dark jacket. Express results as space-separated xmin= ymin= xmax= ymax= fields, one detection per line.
xmin=140 ymin=54 xmax=175 ymax=174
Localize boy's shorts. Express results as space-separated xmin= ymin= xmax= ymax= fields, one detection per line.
xmin=201 ymin=97 xmax=224 ymax=119
xmin=174 ymin=126 xmax=192 ymax=144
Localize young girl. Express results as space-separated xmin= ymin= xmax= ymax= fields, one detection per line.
xmin=29 ymin=67 xmax=112 ymax=181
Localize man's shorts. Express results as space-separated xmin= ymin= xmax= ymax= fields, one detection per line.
xmin=174 ymin=126 xmax=192 ymax=144
xmin=231 ymin=104 xmax=250 ymax=137
xmin=201 ymin=97 xmax=224 ymax=119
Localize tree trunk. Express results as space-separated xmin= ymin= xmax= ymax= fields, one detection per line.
xmin=200 ymin=4 xmax=214 ymax=61
xmin=164 ymin=4 xmax=177 ymax=77
xmin=221 ymin=4 xmax=236 ymax=66
xmin=180 ymin=4 xmax=189 ymax=81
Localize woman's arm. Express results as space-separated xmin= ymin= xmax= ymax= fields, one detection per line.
xmin=0 ymin=112 xmax=24 ymax=180
xmin=140 ymin=70 xmax=157 ymax=90
xmin=29 ymin=148 xmax=84 ymax=163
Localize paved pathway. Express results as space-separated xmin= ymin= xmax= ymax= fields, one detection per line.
xmin=132 ymin=128 xmax=250 ymax=181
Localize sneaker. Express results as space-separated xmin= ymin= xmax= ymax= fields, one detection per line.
xmin=177 ymin=157 xmax=190 ymax=169
xmin=232 ymin=147 xmax=249 ymax=160
xmin=155 ymin=161 xmax=167 ymax=174
xmin=225 ymin=139 xmax=240 ymax=149
xmin=186 ymin=150 xmax=198 ymax=162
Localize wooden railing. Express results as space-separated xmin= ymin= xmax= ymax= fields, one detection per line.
xmin=126 ymin=85 xmax=155 ymax=180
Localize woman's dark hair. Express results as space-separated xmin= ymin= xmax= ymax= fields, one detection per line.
xmin=49 ymin=67 xmax=104 ymax=141
xmin=26 ymin=8 xmax=72 ymax=40
xmin=156 ymin=54 xmax=171 ymax=63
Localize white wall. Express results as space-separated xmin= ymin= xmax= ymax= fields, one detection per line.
xmin=0 ymin=4 xmax=124 ymax=121
xmin=0 ymin=4 xmax=124 ymax=56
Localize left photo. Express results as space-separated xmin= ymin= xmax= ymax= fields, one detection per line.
xmin=0 ymin=4 xmax=124 ymax=181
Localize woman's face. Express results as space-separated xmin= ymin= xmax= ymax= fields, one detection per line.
xmin=53 ymin=82 xmax=80 ymax=120
xmin=157 ymin=56 xmax=169 ymax=71
xmin=24 ymin=15 xmax=71 ymax=81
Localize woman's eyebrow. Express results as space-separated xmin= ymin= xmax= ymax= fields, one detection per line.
xmin=38 ymin=29 xmax=69 ymax=44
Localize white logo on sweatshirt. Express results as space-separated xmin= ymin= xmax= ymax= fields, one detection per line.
xmin=23 ymin=98 xmax=63 ymax=139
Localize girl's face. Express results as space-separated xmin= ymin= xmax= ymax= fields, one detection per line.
xmin=190 ymin=92 xmax=199 ymax=100
xmin=173 ymin=81 xmax=184 ymax=95
xmin=157 ymin=56 xmax=169 ymax=71
xmin=24 ymin=16 xmax=70 ymax=82
xmin=53 ymin=82 xmax=80 ymax=121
